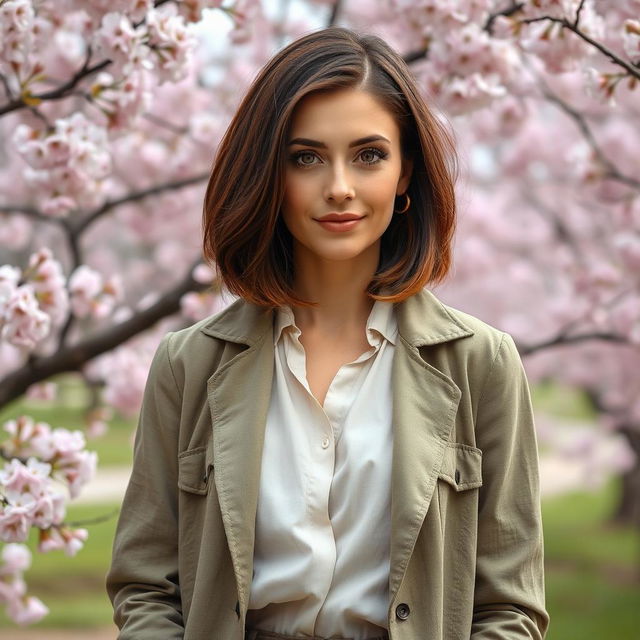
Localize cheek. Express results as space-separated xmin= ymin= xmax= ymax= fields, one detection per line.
xmin=366 ymin=173 xmax=401 ymax=209
xmin=282 ymin=174 xmax=308 ymax=216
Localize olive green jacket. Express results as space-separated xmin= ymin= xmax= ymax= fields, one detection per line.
xmin=106 ymin=288 xmax=549 ymax=639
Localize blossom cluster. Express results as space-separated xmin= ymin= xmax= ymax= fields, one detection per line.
xmin=0 ymin=544 xmax=48 ymax=626
xmin=92 ymin=4 xmax=197 ymax=87
xmin=0 ymin=249 xmax=122 ymax=352
xmin=0 ymin=250 xmax=66 ymax=350
xmin=13 ymin=112 xmax=111 ymax=217
xmin=0 ymin=416 xmax=96 ymax=624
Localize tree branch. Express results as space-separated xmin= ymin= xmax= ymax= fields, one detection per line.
xmin=71 ymin=172 xmax=209 ymax=237
xmin=484 ymin=1 xmax=524 ymax=33
xmin=521 ymin=15 xmax=640 ymax=81
xmin=0 ymin=56 xmax=111 ymax=117
xmin=519 ymin=330 xmax=627 ymax=355
xmin=328 ymin=0 xmax=343 ymax=27
xmin=541 ymin=86 xmax=640 ymax=191
xmin=0 ymin=264 xmax=211 ymax=409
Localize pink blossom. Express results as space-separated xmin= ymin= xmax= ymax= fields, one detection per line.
xmin=54 ymin=450 xmax=98 ymax=499
xmin=90 ymin=70 xmax=153 ymax=130
xmin=0 ymin=0 xmax=35 ymax=77
xmin=0 ymin=214 xmax=30 ymax=250
xmin=519 ymin=5 xmax=604 ymax=73
xmin=146 ymin=7 xmax=197 ymax=83
xmin=437 ymin=73 xmax=507 ymax=115
xmin=25 ymin=248 xmax=69 ymax=326
xmin=68 ymin=265 xmax=103 ymax=317
xmin=521 ymin=0 xmax=582 ymax=20
xmin=191 ymin=262 xmax=215 ymax=284
xmin=1 ymin=543 xmax=31 ymax=575
xmin=0 ymin=502 xmax=34 ymax=543
xmin=0 ymin=458 xmax=51 ymax=496
xmin=69 ymin=265 xmax=121 ymax=319
xmin=1 ymin=285 xmax=50 ymax=349
xmin=25 ymin=381 xmax=58 ymax=402
xmin=93 ymin=12 xmax=147 ymax=77
xmin=38 ymin=525 xmax=88 ymax=556
xmin=178 ymin=0 xmax=224 ymax=23
xmin=0 ymin=265 xmax=20 ymax=317
xmin=13 ymin=113 xmax=112 ymax=217
xmin=180 ymin=290 xmax=225 ymax=321
xmin=623 ymin=19 xmax=640 ymax=60
xmin=6 ymin=594 xmax=49 ymax=626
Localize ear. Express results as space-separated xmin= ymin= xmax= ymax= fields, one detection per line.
xmin=396 ymin=156 xmax=414 ymax=195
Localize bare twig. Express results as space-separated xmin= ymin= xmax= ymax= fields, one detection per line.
xmin=142 ymin=112 xmax=189 ymax=135
xmin=328 ymin=0 xmax=343 ymax=27
xmin=484 ymin=1 xmax=524 ymax=33
xmin=573 ymin=0 xmax=586 ymax=29
xmin=66 ymin=507 xmax=120 ymax=528
xmin=0 ymin=51 xmax=110 ymax=117
xmin=521 ymin=15 xmax=640 ymax=81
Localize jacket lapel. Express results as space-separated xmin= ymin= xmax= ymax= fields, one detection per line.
xmin=201 ymin=301 xmax=274 ymax=615
xmin=389 ymin=290 xmax=473 ymax=600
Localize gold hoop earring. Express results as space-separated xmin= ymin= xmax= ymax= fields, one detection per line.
xmin=395 ymin=192 xmax=411 ymax=214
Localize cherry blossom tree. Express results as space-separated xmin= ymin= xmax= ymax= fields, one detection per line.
xmin=0 ymin=0 xmax=638 ymax=623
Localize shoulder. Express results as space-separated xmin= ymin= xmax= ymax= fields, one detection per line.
xmin=405 ymin=290 xmax=525 ymax=386
xmin=158 ymin=297 xmax=272 ymax=382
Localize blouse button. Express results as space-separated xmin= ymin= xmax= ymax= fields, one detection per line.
xmin=321 ymin=437 xmax=330 ymax=449
xmin=395 ymin=602 xmax=410 ymax=620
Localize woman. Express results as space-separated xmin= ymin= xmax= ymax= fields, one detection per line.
xmin=107 ymin=27 xmax=549 ymax=640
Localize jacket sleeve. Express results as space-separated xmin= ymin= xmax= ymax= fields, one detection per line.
xmin=471 ymin=332 xmax=550 ymax=639
xmin=106 ymin=332 xmax=184 ymax=638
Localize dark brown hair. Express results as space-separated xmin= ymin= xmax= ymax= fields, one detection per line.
xmin=202 ymin=27 xmax=458 ymax=307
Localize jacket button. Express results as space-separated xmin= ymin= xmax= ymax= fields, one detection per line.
xmin=455 ymin=469 xmax=461 ymax=484
xmin=395 ymin=603 xmax=410 ymax=620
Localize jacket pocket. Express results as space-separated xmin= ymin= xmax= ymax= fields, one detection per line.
xmin=438 ymin=442 xmax=483 ymax=491
xmin=177 ymin=445 xmax=213 ymax=495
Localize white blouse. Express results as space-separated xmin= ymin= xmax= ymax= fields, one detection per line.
xmin=246 ymin=300 xmax=397 ymax=640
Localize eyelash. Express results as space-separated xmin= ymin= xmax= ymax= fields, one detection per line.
xmin=290 ymin=147 xmax=389 ymax=168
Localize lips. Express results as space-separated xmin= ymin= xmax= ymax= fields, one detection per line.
xmin=315 ymin=212 xmax=364 ymax=222
xmin=314 ymin=214 xmax=364 ymax=233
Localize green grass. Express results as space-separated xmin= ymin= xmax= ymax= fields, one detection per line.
xmin=543 ymin=478 xmax=639 ymax=639
xmin=531 ymin=380 xmax=597 ymax=421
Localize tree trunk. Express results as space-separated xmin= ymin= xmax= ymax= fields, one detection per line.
xmin=611 ymin=425 xmax=640 ymax=528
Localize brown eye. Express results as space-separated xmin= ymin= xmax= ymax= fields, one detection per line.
xmin=358 ymin=147 xmax=387 ymax=165
xmin=292 ymin=151 xmax=318 ymax=166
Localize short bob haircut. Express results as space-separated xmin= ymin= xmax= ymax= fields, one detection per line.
xmin=203 ymin=26 xmax=458 ymax=307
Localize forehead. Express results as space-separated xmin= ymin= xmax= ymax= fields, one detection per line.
xmin=288 ymin=88 xmax=400 ymax=141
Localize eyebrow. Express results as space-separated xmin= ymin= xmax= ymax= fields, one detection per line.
xmin=287 ymin=135 xmax=391 ymax=148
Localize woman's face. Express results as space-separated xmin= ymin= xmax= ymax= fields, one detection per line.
xmin=281 ymin=87 xmax=412 ymax=268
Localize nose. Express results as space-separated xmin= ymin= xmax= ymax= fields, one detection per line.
xmin=324 ymin=164 xmax=355 ymax=203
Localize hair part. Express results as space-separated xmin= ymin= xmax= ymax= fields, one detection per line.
xmin=202 ymin=26 xmax=458 ymax=308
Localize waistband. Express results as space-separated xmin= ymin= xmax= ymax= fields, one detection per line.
xmin=245 ymin=630 xmax=389 ymax=640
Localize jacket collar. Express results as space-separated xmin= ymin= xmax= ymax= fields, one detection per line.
xmin=199 ymin=288 xmax=474 ymax=346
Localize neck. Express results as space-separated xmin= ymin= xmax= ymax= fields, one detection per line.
xmin=290 ymin=244 xmax=379 ymax=332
